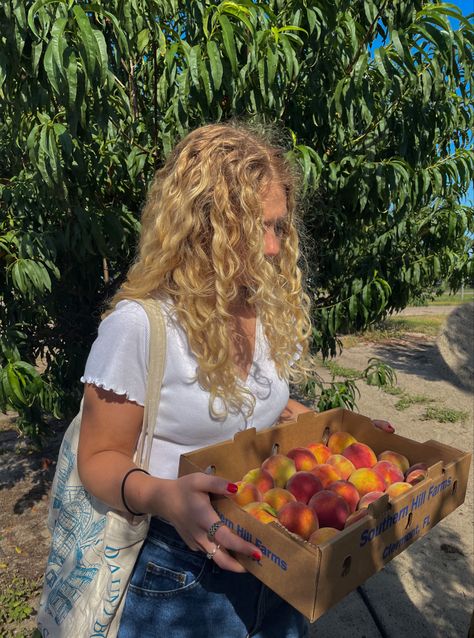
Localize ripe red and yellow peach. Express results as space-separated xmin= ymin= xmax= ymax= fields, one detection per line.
xmin=326 ymin=454 xmax=356 ymax=480
xmin=286 ymin=471 xmax=323 ymax=504
xmin=311 ymin=464 xmax=341 ymax=488
xmin=243 ymin=502 xmax=278 ymax=524
xmin=405 ymin=468 xmax=427 ymax=485
xmin=328 ymin=480 xmax=360 ymax=513
xmin=230 ymin=481 xmax=262 ymax=507
xmin=242 ymin=468 xmax=274 ymax=493
xmin=348 ymin=468 xmax=385 ymax=497
xmin=377 ymin=450 xmax=410 ymax=475
xmin=309 ymin=527 xmax=339 ymax=545
xmin=286 ymin=447 xmax=318 ymax=471
xmin=306 ymin=442 xmax=332 ymax=464
xmin=263 ymin=488 xmax=296 ymax=514
xmin=372 ymin=460 xmax=403 ymax=487
xmin=358 ymin=491 xmax=385 ymax=509
xmin=261 ymin=454 xmax=297 ymax=488
xmin=277 ymin=501 xmax=319 ymax=540
xmin=309 ymin=490 xmax=350 ymax=530
xmin=327 ymin=431 xmax=357 ymax=454
xmin=343 ymin=442 xmax=378 ymax=469
xmin=385 ymin=481 xmax=413 ymax=499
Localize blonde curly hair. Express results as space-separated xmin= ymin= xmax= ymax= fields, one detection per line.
xmin=109 ymin=122 xmax=312 ymax=418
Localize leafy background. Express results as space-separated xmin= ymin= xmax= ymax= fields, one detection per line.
xmin=0 ymin=0 xmax=472 ymax=438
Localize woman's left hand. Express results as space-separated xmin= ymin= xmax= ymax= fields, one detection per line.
xmin=372 ymin=419 xmax=395 ymax=433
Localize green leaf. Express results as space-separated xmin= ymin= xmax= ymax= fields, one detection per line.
xmin=207 ymin=40 xmax=223 ymax=90
xmin=219 ymin=14 xmax=238 ymax=75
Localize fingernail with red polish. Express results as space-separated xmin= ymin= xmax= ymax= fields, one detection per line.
xmin=252 ymin=551 xmax=262 ymax=561
xmin=387 ymin=425 xmax=395 ymax=433
xmin=227 ymin=483 xmax=238 ymax=493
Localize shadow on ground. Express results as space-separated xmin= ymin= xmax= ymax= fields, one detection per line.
xmin=369 ymin=336 xmax=469 ymax=393
xmin=0 ymin=420 xmax=64 ymax=514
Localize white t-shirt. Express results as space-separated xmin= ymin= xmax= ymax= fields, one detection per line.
xmin=81 ymin=300 xmax=290 ymax=478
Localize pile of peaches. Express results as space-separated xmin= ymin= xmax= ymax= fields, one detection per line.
xmin=229 ymin=431 xmax=428 ymax=545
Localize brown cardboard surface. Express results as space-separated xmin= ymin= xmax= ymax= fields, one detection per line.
xmin=178 ymin=408 xmax=471 ymax=622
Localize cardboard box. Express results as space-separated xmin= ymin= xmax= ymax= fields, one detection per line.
xmin=179 ymin=409 xmax=471 ymax=622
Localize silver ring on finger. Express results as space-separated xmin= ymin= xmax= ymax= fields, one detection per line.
xmin=207 ymin=520 xmax=225 ymax=541
xmin=206 ymin=543 xmax=221 ymax=560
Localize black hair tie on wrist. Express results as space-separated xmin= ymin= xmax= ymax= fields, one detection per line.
xmin=121 ymin=467 xmax=150 ymax=516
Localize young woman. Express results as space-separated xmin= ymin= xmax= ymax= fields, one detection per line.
xmin=77 ymin=122 xmax=392 ymax=637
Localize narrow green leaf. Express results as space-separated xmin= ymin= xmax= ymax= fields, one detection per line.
xmin=219 ymin=14 xmax=238 ymax=75
xmin=207 ymin=40 xmax=223 ymax=90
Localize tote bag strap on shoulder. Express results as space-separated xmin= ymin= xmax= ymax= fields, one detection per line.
xmin=133 ymin=298 xmax=167 ymax=470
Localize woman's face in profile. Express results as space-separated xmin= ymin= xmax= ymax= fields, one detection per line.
xmin=261 ymin=182 xmax=288 ymax=257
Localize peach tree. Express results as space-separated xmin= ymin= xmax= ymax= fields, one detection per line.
xmin=0 ymin=0 xmax=472 ymax=438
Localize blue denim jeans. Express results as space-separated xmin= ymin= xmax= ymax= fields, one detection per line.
xmin=117 ymin=517 xmax=309 ymax=638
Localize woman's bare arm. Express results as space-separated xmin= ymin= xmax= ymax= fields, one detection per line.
xmin=77 ymin=383 xmax=263 ymax=571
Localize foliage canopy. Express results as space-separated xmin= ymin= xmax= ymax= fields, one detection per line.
xmin=0 ymin=0 xmax=473 ymax=436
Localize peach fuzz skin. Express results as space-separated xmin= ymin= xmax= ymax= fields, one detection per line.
xmin=311 ymin=464 xmax=341 ymax=488
xmin=326 ymin=454 xmax=356 ymax=480
xmin=357 ymin=491 xmax=385 ymax=509
xmin=286 ymin=471 xmax=323 ymax=504
xmin=263 ymin=487 xmax=296 ymax=514
xmin=286 ymin=447 xmax=318 ymax=471
xmin=385 ymin=481 xmax=413 ymax=499
xmin=242 ymin=468 xmax=274 ymax=493
xmin=342 ymin=442 xmax=378 ymax=469
xmin=372 ymin=460 xmax=404 ymax=487
xmin=308 ymin=490 xmax=350 ymax=530
xmin=243 ymin=502 xmax=277 ymax=524
xmin=261 ymin=454 xmax=297 ymax=488
xmin=377 ymin=450 xmax=410 ymax=474
xmin=327 ymin=431 xmax=357 ymax=454
xmin=230 ymin=481 xmax=263 ymax=507
xmin=348 ymin=468 xmax=385 ymax=497
xmin=306 ymin=442 xmax=332 ymax=464
xmin=328 ymin=480 xmax=360 ymax=513
xmin=277 ymin=501 xmax=319 ymax=540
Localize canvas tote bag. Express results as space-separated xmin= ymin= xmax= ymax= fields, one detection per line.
xmin=37 ymin=299 xmax=166 ymax=637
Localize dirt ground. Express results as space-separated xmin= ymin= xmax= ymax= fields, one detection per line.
xmin=0 ymin=304 xmax=472 ymax=636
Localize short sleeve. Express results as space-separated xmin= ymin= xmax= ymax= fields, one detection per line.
xmin=81 ymin=300 xmax=149 ymax=406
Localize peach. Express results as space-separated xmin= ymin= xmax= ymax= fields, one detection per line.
xmin=405 ymin=468 xmax=427 ymax=485
xmin=328 ymin=480 xmax=360 ymax=513
xmin=306 ymin=442 xmax=332 ymax=464
xmin=286 ymin=471 xmax=323 ymax=504
xmin=405 ymin=462 xmax=428 ymax=477
xmin=377 ymin=450 xmax=410 ymax=474
xmin=261 ymin=454 xmax=296 ymax=488
xmin=344 ymin=508 xmax=369 ymax=528
xmin=263 ymin=487 xmax=296 ymax=513
xmin=326 ymin=454 xmax=356 ymax=480
xmin=372 ymin=460 xmax=404 ymax=487
xmin=243 ymin=502 xmax=277 ymax=524
xmin=343 ymin=442 xmax=377 ymax=469
xmin=348 ymin=468 xmax=385 ymax=497
xmin=309 ymin=527 xmax=339 ymax=545
xmin=358 ymin=491 xmax=384 ymax=509
xmin=277 ymin=501 xmax=319 ymax=540
xmin=286 ymin=447 xmax=318 ymax=471
xmin=230 ymin=481 xmax=262 ymax=507
xmin=309 ymin=490 xmax=350 ymax=530
xmin=327 ymin=431 xmax=357 ymax=454
xmin=311 ymin=464 xmax=341 ymax=488
xmin=385 ymin=481 xmax=413 ymax=499
xmin=242 ymin=468 xmax=274 ymax=493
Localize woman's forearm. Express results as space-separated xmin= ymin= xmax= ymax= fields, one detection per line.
xmin=78 ymin=450 xmax=172 ymax=518
xmin=279 ymin=398 xmax=313 ymax=422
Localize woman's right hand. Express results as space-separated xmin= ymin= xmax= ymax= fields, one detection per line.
xmin=156 ymin=472 xmax=262 ymax=572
